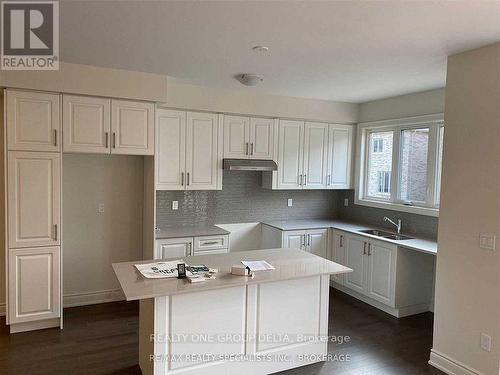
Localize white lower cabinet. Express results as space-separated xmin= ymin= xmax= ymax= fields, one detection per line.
xmin=155 ymin=235 xmax=229 ymax=259
xmin=8 ymin=247 xmax=61 ymax=324
xmin=262 ymin=225 xmax=328 ymax=259
xmin=330 ymin=229 xmax=434 ymax=317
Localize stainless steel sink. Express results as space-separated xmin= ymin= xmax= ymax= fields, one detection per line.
xmin=358 ymin=229 xmax=414 ymax=241
xmin=383 ymin=234 xmax=414 ymax=241
xmin=359 ymin=229 xmax=393 ymax=237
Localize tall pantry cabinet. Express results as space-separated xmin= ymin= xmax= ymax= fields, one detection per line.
xmin=4 ymin=89 xmax=62 ymax=333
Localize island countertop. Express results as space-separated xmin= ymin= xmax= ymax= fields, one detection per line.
xmin=112 ymin=248 xmax=352 ymax=301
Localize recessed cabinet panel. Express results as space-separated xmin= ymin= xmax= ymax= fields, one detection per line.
xmin=223 ymin=115 xmax=249 ymax=159
xmin=111 ymin=100 xmax=154 ymax=155
xmin=7 ymin=90 xmax=60 ymax=152
xmin=327 ymin=125 xmax=352 ymax=189
xmin=185 ymin=112 xmax=219 ymax=190
xmin=250 ymin=117 xmax=274 ymax=160
xmin=155 ymin=109 xmax=186 ymax=190
xmin=277 ymin=120 xmax=304 ymax=189
xmin=63 ymin=95 xmax=111 ymax=154
xmin=303 ymin=122 xmax=328 ymax=189
xmin=306 ymin=229 xmax=328 ymax=258
xmin=367 ymin=242 xmax=396 ymax=306
xmin=8 ymin=152 xmax=60 ymax=248
xmin=8 ymin=247 xmax=61 ymax=324
xmin=155 ymin=238 xmax=193 ymax=259
xmin=344 ymin=236 xmax=367 ymax=294
xmin=282 ymin=230 xmax=305 ymax=250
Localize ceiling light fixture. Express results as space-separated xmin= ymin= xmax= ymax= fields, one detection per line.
xmin=236 ymin=74 xmax=264 ymax=86
xmin=252 ymin=45 xmax=269 ymax=53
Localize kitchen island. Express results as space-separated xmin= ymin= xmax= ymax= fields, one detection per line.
xmin=112 ymin=248 xmax=351 ymax=375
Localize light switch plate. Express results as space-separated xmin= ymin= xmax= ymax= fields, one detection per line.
xmin=287 ymin=198 xmax=293 ymax=207
xmin=481 ymin=333 xmax=492 ymax=352
xmin=172 ymin=201 xmax=178 ymax=210
xmin=479 ymin=233 xmax=496 ymax=250
xmin=344 ymin=198 xmax=349 ymax=207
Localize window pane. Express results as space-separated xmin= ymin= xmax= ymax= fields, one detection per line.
xmin=367 ymin=131 xmax=393 ymax=199
xmin=435 ymin=126 xmax=444 ymax=206
xmin=399 ymin=128 xmax=429 ymax=203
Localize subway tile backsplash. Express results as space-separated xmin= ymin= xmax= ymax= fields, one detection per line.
xmin=155 ymin=172 xmax=438 ymax=240
xmin=156 ymin=171 xmax=338 ymax=228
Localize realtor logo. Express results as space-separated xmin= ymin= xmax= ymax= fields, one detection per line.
xmin=1 ymin=0 xmax=59 ymax=70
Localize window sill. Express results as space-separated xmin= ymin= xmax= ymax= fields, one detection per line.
xmin=354 ymin=198 xmax=439 ymax=217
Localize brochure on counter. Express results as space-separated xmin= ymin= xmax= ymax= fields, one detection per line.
xmin=135 ymin=261 xmax=217 ymax=282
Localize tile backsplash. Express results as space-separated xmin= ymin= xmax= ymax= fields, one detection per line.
xmin=156 ymin=171 xmax=338 ymax=228
xmin=155 ymin=172 xmax=438 ymax=240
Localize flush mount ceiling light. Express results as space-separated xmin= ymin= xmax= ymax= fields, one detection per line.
xmin=252 ymin=45 xmax=269 ymax=53
xmin=236 ymin=74 xmax=264 ymax=86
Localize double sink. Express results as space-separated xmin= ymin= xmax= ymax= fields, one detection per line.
xmin=359 ymin=229 xmax=414 ymax=241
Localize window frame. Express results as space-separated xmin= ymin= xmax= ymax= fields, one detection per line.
xmin=355 ymin=113 xmax=444 ymax=217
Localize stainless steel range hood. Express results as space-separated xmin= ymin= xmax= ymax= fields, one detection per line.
xmin=223 ymin=159 xmax=278 ymax=171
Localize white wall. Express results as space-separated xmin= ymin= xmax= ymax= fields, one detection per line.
xmin=164 ymin=81 xmax=359 ymax=124
xmin=62 ymin=154 xmax=144 ymax=307
xmin=430 ymin=43 xmax=500 ymax=375
xmin=358 ymin=88 xmax=445 ymax=123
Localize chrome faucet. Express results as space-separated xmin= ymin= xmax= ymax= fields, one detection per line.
xmin=384 ymin=217 xmax=402 ymax=234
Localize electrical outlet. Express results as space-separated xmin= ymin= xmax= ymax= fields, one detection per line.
xmin=287 ymin=198 xmax=293 ymax=207
xmin=344 ymin=198 xmax=349 ymax=207
xmin=481 ymin=333 xmax=492 ymax=352
xmin=479 ymin=233 xmax=496 ymax=250
xmin=98 ymin=203 xmax=105 ymax=213
xmin=172 ymin=201 xmax=178 ymax=210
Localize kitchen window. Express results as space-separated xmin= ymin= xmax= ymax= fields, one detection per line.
xmin=356 ymin=114 xmax=444 ymax=217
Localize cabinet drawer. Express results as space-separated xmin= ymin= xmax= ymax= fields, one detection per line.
xmin=194 ymin=235 xmax=229 ymax=251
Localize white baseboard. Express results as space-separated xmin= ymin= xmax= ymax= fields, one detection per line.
xmin=0 ymin=302 xmax=5 ymax=317
xmin=63 ymin=289 xmax=125 ymax=308
xmin=429 ymin=349 xmax=485 ymax=375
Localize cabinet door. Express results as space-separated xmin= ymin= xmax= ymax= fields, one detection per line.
xmin=277 ymin=120 xmax=304 ymax=189
xmin=6 ymin=90 xmax=60 ymax=152
xmin=344 ymin=235 xmax=367 ymax=294
xmin=327 ymin=125 xmax=352 ymax=189
xmin=366 ymin=242 xmax=397 ymax=306
xmin=223 ymin=115 xmax=249 ymax=159
xmin=155 ymin=109 xmax=186 ymax=190
xmin=8 ymin=247 xmax=61 ymax=324
xmin=282 ymin=230 xmax=305 ymax=250
xmin=111 ymin=100 xmax=154 ymax=155
xmin=305 ymin=228 xmax=328 ymax=258
xmin=331 ymin=231 xmax=346 ymax=285
xmin=155 ymin=238 xmax=193 ymax=259
xmin=249 ymin=117 xmax=274 ymax=160
xmin=303 ymin=122 xmax=329 ymax=189
xmin=8 ymin=152 xmax=60 ymax=248
xmin=185 ymin=112 xmax=219 ymax=190
xmin=63 ymin=95 xmax=111 ymax=154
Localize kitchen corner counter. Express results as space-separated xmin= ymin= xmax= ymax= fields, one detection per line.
xmin=261 ymin=219 xmax=437 ymax=255
xmin=155 ymin=225 xmax=230 ymax=239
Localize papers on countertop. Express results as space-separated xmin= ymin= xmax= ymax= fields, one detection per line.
xmin=135 ymin=260 xmax=188 ymax=279
xmin=241 ymin=260 xmax=275 ymax=271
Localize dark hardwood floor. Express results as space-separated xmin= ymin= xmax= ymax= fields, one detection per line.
xmin=0 ymin=289 xmax=444 ymax=375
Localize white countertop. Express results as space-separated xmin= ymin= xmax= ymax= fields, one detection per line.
xmin=155 ymin=225 xmax=230 ymax=239
xmin=112 ymin=248 xmax=352 ymax=301
xmin=262 ymin=219 xmax=437 ymax=255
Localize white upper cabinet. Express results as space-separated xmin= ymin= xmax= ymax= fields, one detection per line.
xmin=327 ymin=124 xmax=353 ymax=189
xmin=277 ymin=120 xmax=304 ymax=189
xmin=223 ymin=115 xmax=249 ymax=159
xmin=185 ymin=112 xmax=220 ymax=190
xmin=155 ymin=109 xmax=186 ymax=190
xmin=303 ymin=122 xmax=329 ymax=189
xmin=63 ymin=95 xmax=111 ymax=154
xmin=8 ymin=152 xmax=61 ymax=248
xmin=6 ymin=90 xmax=60 ymax=152
xmin=223 ymin=116 xmax=274 ymax=160
xmin=111 ymin=99 xmax=154 ymax=155
xmin=249 ymin=117 xmax=274 ymax=159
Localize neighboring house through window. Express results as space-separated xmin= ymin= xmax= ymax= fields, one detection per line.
xmin=378 ymin=171 xmax=391 ymax=193
xmin=373 ymin=138 xmax=384 ymax=153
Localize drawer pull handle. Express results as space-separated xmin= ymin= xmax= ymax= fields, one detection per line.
xmin=54 ymin=224 xmax=58 ymax=241
xmin=54 ymin=129 xmax=57 ymax=146
xmin=105 ymin=132 xmax=109 ymax=148
xmin=202 ymin=241 xmax=219 ymax=245
xmin=181 ymin=172 xmax=184 ymax=186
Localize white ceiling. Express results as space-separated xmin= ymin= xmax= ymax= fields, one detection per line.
xmin=60 ymin=1 xmax=500 ymax=103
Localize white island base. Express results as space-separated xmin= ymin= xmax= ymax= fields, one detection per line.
xmin=112 ymin=249 xmax=351 ymax=375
